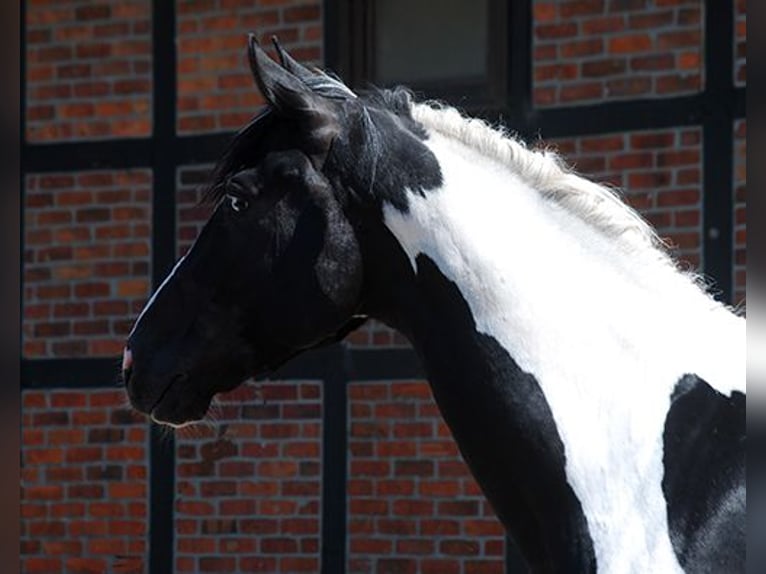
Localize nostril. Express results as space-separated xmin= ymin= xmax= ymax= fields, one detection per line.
xmin=122 ymin=347 xmax=134 ymax=385
xmin=122 ymin=347 xmax=133 ymax=371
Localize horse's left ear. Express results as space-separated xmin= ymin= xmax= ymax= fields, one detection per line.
xmin=271 ymin=37 xmax=357 ymax=101
xmin=247 ymin=33 xmax=343 ymax=166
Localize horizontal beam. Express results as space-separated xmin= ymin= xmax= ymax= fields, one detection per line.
xmin=22 ymin=139 xmax=152 ymax=173
xmin=21 ymin=358 xmax=123 ymax=389
xmin=525 ymin=94 xmax=704 ymax=140
xmin=174 ymin=132 xmax=234 ymax=168
xmin=21 ymin=346 xmax=424 ymax=389
xmin=20 ymin=88 xmax=745 ymax=175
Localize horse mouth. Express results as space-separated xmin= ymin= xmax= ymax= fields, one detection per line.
xmin=148 ymin=373 xmax=211 ymax=427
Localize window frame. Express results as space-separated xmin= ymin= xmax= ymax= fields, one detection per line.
xmin=330 ymin=0 xmax=510 ymax=111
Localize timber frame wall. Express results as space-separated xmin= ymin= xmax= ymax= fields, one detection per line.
xmin=21 ymin=1 xmax=745 ymax=572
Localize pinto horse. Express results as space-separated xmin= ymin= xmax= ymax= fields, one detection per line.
xmin=123 ymin=36 xmax=745 ymax=573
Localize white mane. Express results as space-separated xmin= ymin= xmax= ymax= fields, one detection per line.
xmin=410 ymin=101 xmax=669 ymax=260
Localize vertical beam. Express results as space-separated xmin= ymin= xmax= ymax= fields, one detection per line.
xmin=19 ymin=0 xmax=26 ymax=151
xmin=323 ymin=0 xmax=339 ymax=70
xmin=702 ymin=0 xmax=735 ymax=303
xmin=19 ymin=0 xmax=27 ymax=349
xmin=321 ymin=346 xmax=350 ymax=574
xmin=507 ymin=0 xmax=532 ymax=127
xmin=149 ymin=1 xmax=178 ymax=573
xmin=506 ymin=6 xmax=533 ymax=571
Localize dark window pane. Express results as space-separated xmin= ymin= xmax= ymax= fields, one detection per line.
xmin=373 ymin=0 xmax=489 ymax=85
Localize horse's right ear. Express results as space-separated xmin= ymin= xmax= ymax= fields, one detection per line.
xmin=247 ymin=33 xmax=341 ymax=166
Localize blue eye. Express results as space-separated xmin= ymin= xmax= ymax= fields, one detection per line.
xmin=227 ymin=194 xmax=249 ymax=213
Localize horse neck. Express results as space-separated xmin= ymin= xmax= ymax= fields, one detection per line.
xmin=382 ymin=129 xmax=743 ymax=391
xmin=372 ymin=130 xmax=744 ymax=571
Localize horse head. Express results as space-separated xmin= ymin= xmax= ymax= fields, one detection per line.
xmin=123 ymin=36 xmax=437 ymax=425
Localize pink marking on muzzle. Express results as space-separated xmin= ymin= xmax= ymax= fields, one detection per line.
xmin=122 ymin=348 xmax=133 ymax=372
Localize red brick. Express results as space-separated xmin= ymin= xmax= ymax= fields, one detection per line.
xmin=75 ymin=5 xmax=111 ymax=21
xmin=48 ymin=428 xmax=86 ymax=445
xmin=46 ymin=466 xmax=83 ymax=482
xmin=608 ymin=0 xmax=651 ymax=10
xmin=23 ymin=392 xmax=47 ymax=409
xmin=423 ymin=560 xmax=461 ymax=574
xmin=609 ymin=152 xmax=653 ymax=170
xmin=560 ymin=38 xmax=604 ymax=58
xmin=582 ymin=59 xmax=627 ymax=78
xmin=658 ymin=30 xmax=702 ymax=49
xmin=657 ymin=189 xmax=700 ymax=207
xmin=441 ymin=540 xmax=481 ymax=555
xmin=630 ymin=132 xmax=675 ymax=149
xmin=439 ymin=500 xmax=480 ymax=516
xmin=378 ymin=558 xmax=417 ymax=574
xmin=628 ymin=172 xmax=672 ymax=189
xmin=393 ymin=499 xmax=434 ymax=516
xmin=629 ymin=10 xmax=674 ymax=28
xmin=108 ymin=483 xmax=145 ymax=498
xmin=606 ymin=77 xmax=652 ymax=97
xmin=582 ymin=15 xmax=625 ymax=34
xmin=419 ymin=480 xmax=462 ymax=497
xmin=284 ymin=5 xmax=321 ymax=23
xmin=26 ymin=446 xmax=67 ymax=464
xmin=350 ymin=499 xmax=389 ymax=516
xmin=261 ymin=537 xmax=299 ymax=553
xmin=177 ymin=501 xmax=214 ymax=516
xmin=656 ymin=74 xmax=701 ymax=94
xmin=560 ymin=0 xmax=604 ymax=17
xmin=24 ymin=485 xmax=64 ymax=500
xmin=65 ymin=558 xmax=109 ymax=573
xmin=536 ymin=23 xmax=578 ymax=40
xmin=466 ymin=560 xmax=504 ymax=574
xmin=560 ymin=83 xmax=603 ymax=102
xmin=609 ymin=34 xmax=652 ymax=54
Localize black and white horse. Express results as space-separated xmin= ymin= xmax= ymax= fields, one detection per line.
xmin=123 ymin=37 xmax=745 ymax=573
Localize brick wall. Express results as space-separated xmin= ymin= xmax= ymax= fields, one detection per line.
xmin=533 ymin=0 xmax=703 ymax=107
xmin=545 ymin=127 xmax=703 ymax=269
xmin=23 ymin=170 xmax=152 ymax=358
xmin=21 ymin=389 xmax=148 ymax=574
xmin=348 ymin=381 xmax=505 ymax=574
xmin=175 ymin=381 xmax=323 ymax=573
xmin=25 ymin=0 xmax=152 ymax=142
xmin=177 ymin=0 xmax=322 ymax=134
xmin=21 ymin=2 xmax=745 ymax=573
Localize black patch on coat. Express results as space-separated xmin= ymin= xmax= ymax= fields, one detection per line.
xmin=405 ymin=254 xmax=596 ymax=573
xmin=325 ymin=102 xmax=443 ymax=214
xmin=662 ymin=374 xmax=746 ymax=573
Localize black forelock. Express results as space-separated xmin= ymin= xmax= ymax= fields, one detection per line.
xmin=203 ymin=107 xmax=277 ymax=204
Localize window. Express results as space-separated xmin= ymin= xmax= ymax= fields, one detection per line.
xmin=332 ymin=0 xmax=509 ymax=110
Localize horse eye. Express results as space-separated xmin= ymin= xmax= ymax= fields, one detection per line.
xmin=227 ymin=194 xmax=249 ymax=213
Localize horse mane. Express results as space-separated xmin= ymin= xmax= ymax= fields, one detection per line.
xmin=204 ymin=80 xmax=671 ymax=265
xmin=408 ymin=100 xmax=669 ymax=259
xmin=202 ymin=107 xmax=275 ymax=204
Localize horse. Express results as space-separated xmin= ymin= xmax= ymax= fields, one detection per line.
xmin=122 ymin=35 xmax=745 ymax=573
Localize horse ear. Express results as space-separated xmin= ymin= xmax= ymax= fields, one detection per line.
xmin=271 ymin=36 xmax=357 ymax=101
xmin=271 ymin=36 xmax=316 ymax=84
xmin=247 ymin=33 xmax=341 ymax=165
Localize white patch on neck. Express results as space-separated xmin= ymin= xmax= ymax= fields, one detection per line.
xmin=383 ymin=130 xmax=744 ymax=572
